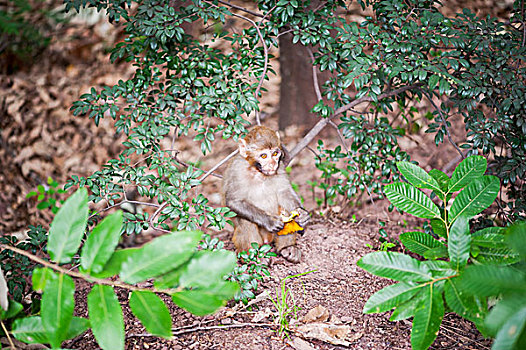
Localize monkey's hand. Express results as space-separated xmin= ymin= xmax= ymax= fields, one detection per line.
xmin=295 ymin=207 xmax=310 ymax=227
xmin=262 ymin=215 xmax=285 ymax=233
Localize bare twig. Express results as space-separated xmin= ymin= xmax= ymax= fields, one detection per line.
xmin=287 ymin=83 xmax=422 ymax=162
xmin=307 ymin=48 xmax=322 ymax=102
xmin=90 ymin=200 xmax=161 ymax=220
xmin=421 ymin=89 xmax=464 ymax=159
xmin=0 ymin=244 xmax=182 ymax=295
xmin=328 ymin=120 xmax=349 ymax=153
xmin=173 ymin=150 xmax=223 ymax=179
xmin=199 ymin=149 xmax=238 ymax=182
xmin=217 ymin=0 xmax=265 ymax=18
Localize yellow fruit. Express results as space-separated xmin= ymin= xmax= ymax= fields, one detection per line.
xmin=277 ymin=210 xmax=303 ymax=236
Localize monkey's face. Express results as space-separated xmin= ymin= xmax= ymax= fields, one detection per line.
xmin=255 ymin=148 xmax=281 ymax=176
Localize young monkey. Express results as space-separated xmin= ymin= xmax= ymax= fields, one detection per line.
xmin=222 ymin=126 xmax=310 ymax=263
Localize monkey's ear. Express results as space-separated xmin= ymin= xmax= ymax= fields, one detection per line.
xmin=239 ymin=138 xmax=248 ymax=158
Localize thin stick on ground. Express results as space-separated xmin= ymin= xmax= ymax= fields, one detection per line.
xmin=172 ymin=322 xmax=276 ymax=336
xmin=0 ymin=320 xmax=15 ymax=350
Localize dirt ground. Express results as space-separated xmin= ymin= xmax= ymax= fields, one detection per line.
xmin=0 ymin=2 xmax=508 ymax=349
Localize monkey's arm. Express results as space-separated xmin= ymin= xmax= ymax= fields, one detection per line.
xmin=226 ymin=198 xmax=284 ymax=233
xmin=278 ymin=184 xmax=310 ymax=227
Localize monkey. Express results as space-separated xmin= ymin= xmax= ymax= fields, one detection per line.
xmin=222 ymin=126 xmax=310 ymax=263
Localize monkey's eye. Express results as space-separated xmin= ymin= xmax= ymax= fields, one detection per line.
xmin=272 ymin=151 xmax=279 ymax=157
xmin=260 ymin=154 xmax=267 ymax=159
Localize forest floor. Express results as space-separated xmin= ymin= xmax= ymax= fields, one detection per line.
xmin=0 ymin=1 xmax=510 ymax=349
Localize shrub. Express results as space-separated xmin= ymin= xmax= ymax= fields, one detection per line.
xmin=358 ymin=156 xmax=520 ymax=350
xmin=1 ymin=188 xmax=238 ymax=349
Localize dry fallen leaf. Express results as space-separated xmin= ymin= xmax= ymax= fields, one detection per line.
xmin=288 ymin=337 xmax=316 ymax=350
xmin=302 ymin=305 xmax=329 ymax=323
xmin=295 ymin=323 xmax=363 ymax=347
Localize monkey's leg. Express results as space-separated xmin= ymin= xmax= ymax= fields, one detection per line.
xmin=232 ymin=218 xmax=264 ymax=252
xmin=275 ymin=233 xmax=301 ymax=263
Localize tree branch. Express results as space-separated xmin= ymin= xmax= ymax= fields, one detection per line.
xmin=217 ymin=0 xmax=265 ymax=18
xmin=0 ymin=244 xmax=182 ymax=295
xmin=199 ymin=149 xmax=239 ymax=182
xmin=286 ymin=83 xmax=422 ymax=163
xmin=307 ymin=48 xmax=322 ymax=102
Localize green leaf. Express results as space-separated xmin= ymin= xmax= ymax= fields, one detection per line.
xmin=472 ymin=247 xmax=520 ymax=265
xmin=90 ymin=248 xmax=140 ymax=279
xmin=88 ymin=285 xmax=124 ymax=350
xmin=411 ymin=284 xmax=444 ymax=350
xmin=81 ymin=211 xmax=123 ymax=274
xmin=461 ymin=265 xmax=526 ymax=296
xmin=11 ymin=317 xmax=49 ymax=344
xmin=48 ymin=188 xmax=88 ymax=263
xmin=129 ymin=291 xmax=172 ymax=339
xmin=363 ymin=282 xmax=423 ymax=314
xmin=428 ymin=74 xmax=439 ymax=89
xmin=120 ymin=230 xmax=202 ymax=284
xmin=444 ymin=277 xmax=486 ymax=323
xmin=0 ymin=298 xmax=23 ymax=320
xmin=485 ymin=296 xmax=526 ymax=337
xmin=397 ymin=162 xmax=444 ymax=196
xmin=172 ymin=281 xmax=239 ymax=316
xmin=357 ymin=252 xmax=433 ymax=282
xmin=384 ymin=183 xmax=441 ymax=219
xmin=506 ymin=221 xmax=526 ymax=258
xmin=448 ymin=155 xmax=487 ymax=193
xmin=428 ymin=169 xmax=449 ymax=193
xmin=41 ymin=272 xmax=75 ymax=348
xmin=448 ymin=215 xmax=471 ymax=270
xmin=32 ymin=267 xmax=54 ymax=292
xmin=472 ymin=227 xmax=506 ymax=249
xmin=156 ymin=250 xmax=236 ymax=289
xmin=492 ymin=306 xmax=526 ymax=350
xmin=423 ymin=245 xmax=448 ymax=260
xmin=430 ymin=218 xmax=447 ymax=238
xmin=422 ymin=260 xmax=457 ymax=278
xmin=390 ymin=298 xmax=418 ymax=321
xmin=400 ymin=231 xmax=444 ymax=257
xmin=449 ymin=176 xmax=500 ymax=224
xmin=66 ymin=317 xmax=90 ymax=340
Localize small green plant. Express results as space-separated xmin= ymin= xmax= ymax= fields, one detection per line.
xmin=358 ymin=156 xmax=518 ymax=350
xmin=1 ymin=188 xmax=239 ymax=349
xmin=366 ymin=241 xmax=396 ymax=252
xmin=269 ymin=270 xmax=315 ymax=338
xmin=228 ymin=243 xmax=276 ymax=304
xmin=26 ymin=177 xmax=66 ymax=214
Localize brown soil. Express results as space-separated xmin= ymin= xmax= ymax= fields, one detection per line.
xmin=1 ymin=2 xmax=506 ymax=349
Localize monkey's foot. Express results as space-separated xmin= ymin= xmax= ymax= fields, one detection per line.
xmin=280 ymin=246 xmax=301 ymax=263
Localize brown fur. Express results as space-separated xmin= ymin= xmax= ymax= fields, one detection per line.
xmin=222 ymin=126 xmax=306 ymax=260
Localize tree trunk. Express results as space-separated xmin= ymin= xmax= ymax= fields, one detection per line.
xmin=278 ymin=35 xmax=322 ymax=131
